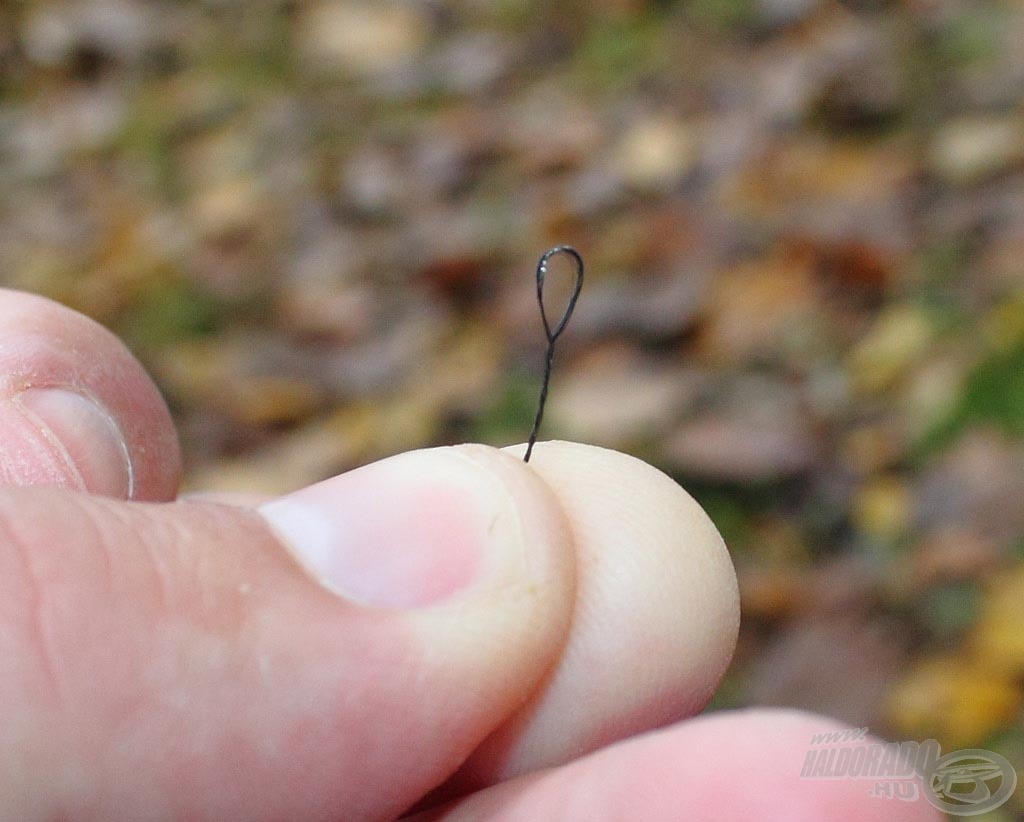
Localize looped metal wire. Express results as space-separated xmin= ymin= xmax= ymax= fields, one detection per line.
xmin=524 ymin=245 xmax=584 ymax=463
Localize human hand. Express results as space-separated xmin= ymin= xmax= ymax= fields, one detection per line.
xmin=0 ymin=289 xmax=941 ymax=820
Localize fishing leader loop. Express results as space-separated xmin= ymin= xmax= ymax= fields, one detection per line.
xmin=524 ymin=245 xmax=584 ymax=463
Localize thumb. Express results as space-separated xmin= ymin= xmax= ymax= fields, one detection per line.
xmin=1 ymin=445 xmax=574 ymax=821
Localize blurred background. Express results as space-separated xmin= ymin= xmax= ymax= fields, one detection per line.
xmin=1 ymin=0 xmax=1023 ymax=812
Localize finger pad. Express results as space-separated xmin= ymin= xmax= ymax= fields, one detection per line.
xmin=467 ymin=442 xmax=740 ymax=780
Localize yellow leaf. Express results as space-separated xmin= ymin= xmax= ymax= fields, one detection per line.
xmin=888 ymin=656 xmax=1020 ymax=749
xmin=973 ymin=566 xmax=1024 ymax=676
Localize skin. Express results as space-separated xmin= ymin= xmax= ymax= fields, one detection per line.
xmin=0 ymin=288 xmax=942 ymax=821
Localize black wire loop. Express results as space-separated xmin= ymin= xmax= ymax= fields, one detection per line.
xmin=524 ymin=245 xmax=584 ymax=463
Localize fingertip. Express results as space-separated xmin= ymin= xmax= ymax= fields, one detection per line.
xmin=636 ymin=709 xmax=947 ymax=821
xmin=258 ymin=444 xmax=576 ymax=614
xmin=0 ymin=289 xmax=181 ymax=500
xmin=432 ymin=709 xmax=946 ymax=821
xmin=457 ymin=441 xmax=740 ymax=781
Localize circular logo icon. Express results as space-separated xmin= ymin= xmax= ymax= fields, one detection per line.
xmin=922 ymin=749 xmax=1017 ymax=816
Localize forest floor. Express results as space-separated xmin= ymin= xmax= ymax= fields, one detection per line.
xmin=2 ymin=0 xmax=1023 ymax=801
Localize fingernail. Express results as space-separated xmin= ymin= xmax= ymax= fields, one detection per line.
xmin=258 ymin=448 xmax=517 ymax=609
xmin=12 ymin=387 xmax=133 ymax=498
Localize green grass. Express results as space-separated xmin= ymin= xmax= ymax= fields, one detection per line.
xmin=935 ymin=8 xmax=1004 ymax=69
xmin=918 ymin=340 xmax=1024 ymax=456
xmin=918 ymin=581 xmax=982 ymax=643
xmin=685 ymin=0 xmax=756 ymax=32
xmin=573 ymin=11 xmax=671 ymax=92
xmin=468 ymin=367 xmax=542 ymax=446
xmin=116 ymin=273 xmax=226 ymax=350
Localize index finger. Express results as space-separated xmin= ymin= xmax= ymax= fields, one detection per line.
xmin=434 ymin=441 xmax=740 ymax=799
